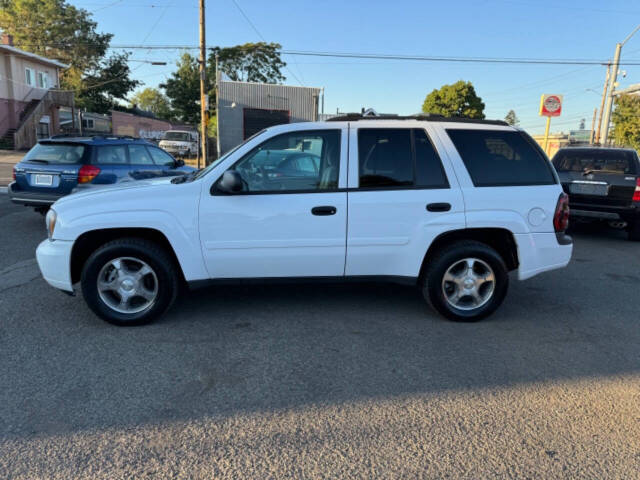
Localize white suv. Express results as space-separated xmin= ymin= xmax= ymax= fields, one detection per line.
xmin=36 ymin=116 xmax=573 ymax=325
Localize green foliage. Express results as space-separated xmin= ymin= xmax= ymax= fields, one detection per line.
xmin=74 ymin=52 xmax=140 ymax=114
xmin=504 ymin=109 xmax=519 ymax=126
xmin=130 ymin=87 xmax=172 ymax=120
xmin=612 ymin=94 xmax=640 ymax=150
xmin=0 ymin=0 xmax=139 ymax=114
xmin=160 ymin=53 xmax=203 ymax=125
xmin=208 ymin=42 xmax=286 ymax=84
xmin=422 ymin=81 xmax=485 ymax=119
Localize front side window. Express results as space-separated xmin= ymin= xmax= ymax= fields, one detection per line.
xmin=447 ymin=129 xmax=556 ymax=187
xmin=229 ymin=130 xmax=341 ymax=192
xmin=128 ymin=145 xmax=154 ymax=165
xmin=96 ymin=145 xmax=128 ymax=165
xmin=148 ymin=146 xmax=176 ymax=166
xmin=358 ymin=128 xmax=449 ymax=189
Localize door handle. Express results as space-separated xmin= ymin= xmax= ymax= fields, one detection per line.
xmin=311 ymin=206 xmax=337 ymax=216
xmin=426 ymin=202 xmax=451 ymax=212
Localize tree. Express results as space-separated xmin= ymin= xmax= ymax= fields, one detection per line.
xmin=161 ymin=53 xmax=202 ymax=125
xmin=422 ymin=81 xmax=485 ymax=119
xmin=130 ymin=87 xmax=172 ymax=120
xmin=612 ymin=94 xmax=640 ymax=150
xmin=74 ymin=52 xmax=140 ymax=114
xmin=504 ymin=109 xmax=519 ymax=126
xmin=0 ymin=0 xmax=140 ymax=114
xmin=208 ymin=42 xmax=286 ymax=84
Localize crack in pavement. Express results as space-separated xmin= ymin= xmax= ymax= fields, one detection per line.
xmin=0 ymin=259 xmax=41 ymax=293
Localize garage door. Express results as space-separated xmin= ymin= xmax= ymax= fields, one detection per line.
xmin=243 ymin=108 xmax=289 ymax=139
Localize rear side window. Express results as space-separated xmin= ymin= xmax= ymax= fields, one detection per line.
xmin=446 ymin=129 xmax=556 ymax=186
xmin=23 ymin=143 xmax=85 ymax=164
xmin=358 ymin=128 xmax=448 ymax=189
xmin=96 ymin=145 xmax=128 ymax=165
xmin=552 ymin=149 xmax=638 ymax=174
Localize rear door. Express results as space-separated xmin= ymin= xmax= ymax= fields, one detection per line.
xmin=93 ymin=144 xmax=130 ymax=184
xmin=552 ymin=149 xmax=639 ymax=207
xmin=345 ymin=124 xmax=466 ymax=278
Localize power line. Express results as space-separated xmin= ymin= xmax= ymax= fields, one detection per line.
xmin=10 ymin=43 xmax=640 ymax=66
xmin=227 ymin=0 xmax=305 ymax=86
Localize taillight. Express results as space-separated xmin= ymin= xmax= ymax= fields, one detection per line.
xmin=78 ymin=165 xmax=100 ymax=183
xmin=633 ymin=178 xmax=640 ymax=202
xmin=554 ymin=192 xmax=570 ymax=232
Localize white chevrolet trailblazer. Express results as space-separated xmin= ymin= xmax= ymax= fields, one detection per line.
xmin=36 ymin=115 xmax=573 ymax=326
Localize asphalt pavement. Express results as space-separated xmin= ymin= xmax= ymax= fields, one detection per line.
xmin=1 ymin=195 xmax=639 ymax=479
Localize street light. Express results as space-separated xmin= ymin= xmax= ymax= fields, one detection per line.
xmin=600 ymin=23 xmax=640 ymax=145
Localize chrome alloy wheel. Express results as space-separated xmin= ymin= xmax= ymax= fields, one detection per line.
xmin=97 ymin=257 xmax=159 ymax=314
xmin=441 ymin=257 xmax=495 ymax=311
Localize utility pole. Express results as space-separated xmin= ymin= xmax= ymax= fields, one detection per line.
xmin=589 ymin=107 xmax=597 ymax=144
xmin=198 ymin=0 xmax=207 ymax=168
xmin=595 ymin=63 xmax=610 ymax=144
xmin=601 ymin=24 xmax=640 ymax=145
xmin=215 ymin=53 xmax=220 ymax=161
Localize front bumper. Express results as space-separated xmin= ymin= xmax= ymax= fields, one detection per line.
xmin=36 ymin=239 xmax=74 ymax=292
xmin=8 ymin=182 xmax=65 ymax=207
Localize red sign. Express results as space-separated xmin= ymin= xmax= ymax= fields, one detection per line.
xmin=539 ymin=94 xmax=563 ymax=117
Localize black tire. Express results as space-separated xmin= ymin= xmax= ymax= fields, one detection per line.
xmin=80 ymin=238 xmax=179 ymax=326
xmin=422 ymin=240 xmax=509 ymax=322
xmin=628 ymin=221 xmax=640 ymax=241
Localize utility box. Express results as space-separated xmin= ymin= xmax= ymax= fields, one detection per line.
xmin=217 ymin=80 xmax=322 ymax=155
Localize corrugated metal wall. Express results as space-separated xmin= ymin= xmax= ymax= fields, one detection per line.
xmin=218 ymin=81 xmax=321 ymax=154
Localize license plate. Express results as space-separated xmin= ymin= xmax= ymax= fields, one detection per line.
xmin=569 ymin=181 xmax=608 ymax=196
xmin=34 ymin=174 xmax=53 ymax=186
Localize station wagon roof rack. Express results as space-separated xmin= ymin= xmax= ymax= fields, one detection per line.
xmin=326 ymin=113 xmax=509 ymax=126
xmin=48 ymin=134 xmax=141 ymax=140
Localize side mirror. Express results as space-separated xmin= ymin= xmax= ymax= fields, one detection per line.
xmin=216 ymin=170 xmax=244 ymax=194
xmin=174 ymin=158 xmax=185 ymax=168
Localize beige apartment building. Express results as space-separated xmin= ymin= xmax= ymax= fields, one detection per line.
xmin=0 ymin=33 xmax=74 ymax=149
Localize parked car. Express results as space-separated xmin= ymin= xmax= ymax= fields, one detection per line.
xmin=35 ymin=116 xmax=573 ymax=326
xmin=159 ymin=130 xmax=199 ymax=158
xmin=551 ymin=146 xmax=640 ymax=240
xmin=9 ymin=135 xmax=195 ymax=213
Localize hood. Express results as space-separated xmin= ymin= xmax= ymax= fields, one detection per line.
xmin=54 ymin=177 xmax=176 ymax=206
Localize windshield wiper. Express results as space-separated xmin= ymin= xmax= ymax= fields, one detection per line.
xmin=583 ymin=169 xmax=621 ymax=176
xmin=26 ymin=159 xmax=49 ymax=164
xmin=171 ymin=170 xmax=197 ymax=184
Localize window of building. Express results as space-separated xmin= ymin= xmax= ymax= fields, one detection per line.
xmin=446 ymin=129 xmax=557 ymax=186
xmin=25 ymin=68 xmax=35 ymax=87
xmin=229 ymin=130 xmax=341 ymax=192
xmin=357 ymin=128 xmax=449 ymax=189
xmin=81 ymin=118 xmax=95 ymax=129
xmin=37 ymin=71 xmax=49 ymax=89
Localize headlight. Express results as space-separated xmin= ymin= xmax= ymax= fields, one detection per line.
xmin=45 ymin=208 xmax=57 ymax=240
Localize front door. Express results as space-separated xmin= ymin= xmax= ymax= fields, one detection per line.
xmin=199 ymin=127 xmax=348 ymax=278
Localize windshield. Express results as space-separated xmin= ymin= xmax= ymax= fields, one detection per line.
xmin=553 ymin=150 xmax=638 ymax=175
xmin=23 ymin=143 xmax=85 ymax=164
xmin=192 ymin=129 xmax=267 ymax=181
xmin=164 ymin=132 xmax=192 ymax=142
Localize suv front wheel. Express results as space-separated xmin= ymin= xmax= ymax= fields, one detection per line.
xmin=81 ymin=238 xmax=179 ymax=326
xmin=422 ymin=240 xmax=509 ymax=322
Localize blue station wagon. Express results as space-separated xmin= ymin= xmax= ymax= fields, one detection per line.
xmin=9 ymin=135 xmax=195 ymax=212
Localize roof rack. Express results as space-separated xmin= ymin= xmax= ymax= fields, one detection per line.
xmin=326 ymin=113 xmax=509 ymax=126
xmin=48 ymin=134 xmax=140 ymax=140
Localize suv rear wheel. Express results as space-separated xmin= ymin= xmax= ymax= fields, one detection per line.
xmin=80 ymin=238 xmax=179 ymax=326
xmin=422 ymin=240 xmax=509 ymax=322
